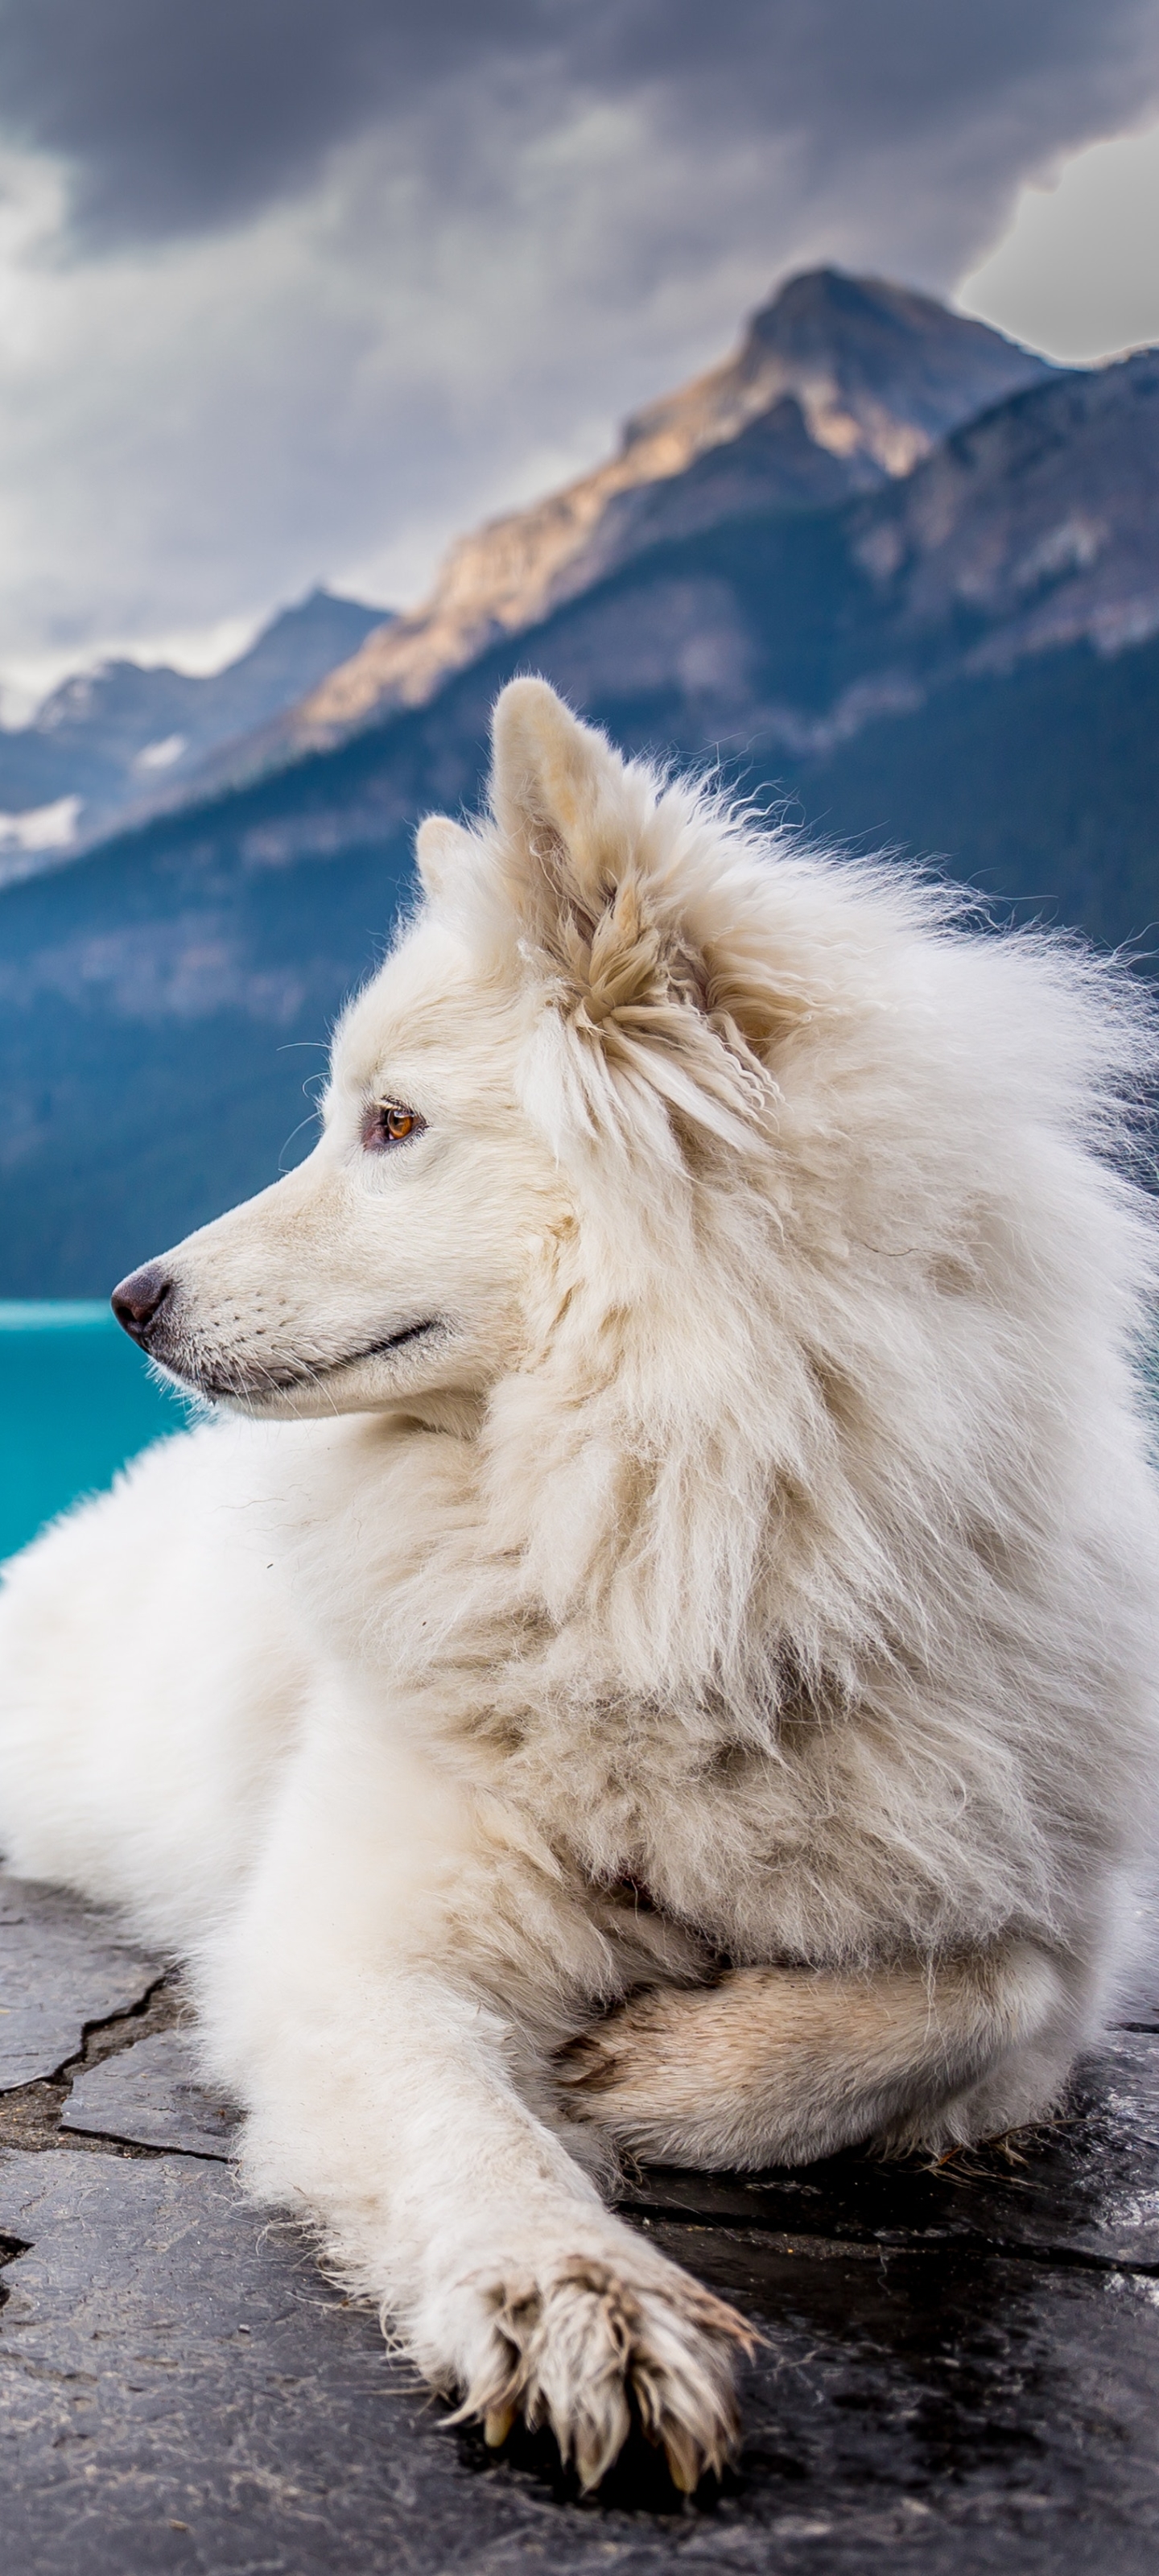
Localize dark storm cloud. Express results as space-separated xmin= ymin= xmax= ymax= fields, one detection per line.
xmin=0 ymin=0 xmax=535 ymax=237
xmin=2 ymin=0 xmax=1158 ymax=681
xmin=2 ymin=0 xmax=1157 ymax=246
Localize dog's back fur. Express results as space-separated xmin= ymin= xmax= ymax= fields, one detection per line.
xmin=2 ymin=678 xmax=1157 ymax=2484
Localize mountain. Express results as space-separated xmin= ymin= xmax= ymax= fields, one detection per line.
xmin=475 ymin=348 xmax=1159 ymax=762
xmin=173 ymin=270 xmax=1052 ymax=795
xmin=4 ymin=271 xmax=1158 ymax=1296
xmin=0 ymin=588 xmax=390 ymax=876
xmin=788 ymin=629 xmax=1159 ymax=960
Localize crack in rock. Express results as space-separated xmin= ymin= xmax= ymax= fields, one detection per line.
xmin=0 ymin=2233 xmax=31 ymax=2316
xmin=63 ymin=2023 xmax=240 ymax=2160
xmin=1 ymin=1868 xmax=1159 ymax=2554
xmin=0 ymin=1869 xmax=166 ymax=2089
xmin=0 ymin=1971 xmax=183 ymax=2157
xmin=3 ymin=2149 xmax=1159 ymax=2567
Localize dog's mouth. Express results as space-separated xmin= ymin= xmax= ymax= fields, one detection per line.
xmin=158 ymin=1315 xmax=443 ymax=1404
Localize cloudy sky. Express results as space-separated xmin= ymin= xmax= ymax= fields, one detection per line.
xmin=2 ymin=0 xmax=1159 ymax=708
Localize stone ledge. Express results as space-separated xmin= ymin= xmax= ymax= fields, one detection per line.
xmin=3 ymin=1864 xmax=1159 ymax=2570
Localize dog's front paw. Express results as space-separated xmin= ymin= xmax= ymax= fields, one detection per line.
xmin=559 ymin=1984 xmax=683 ymax=2093
xmin=557 ymin=1976 xmax=795 ymax=2167
xmin=556 ymin=1984 xmax=730 ymax=2154
xmin=452 ymin=2246 xmax=753 ymax=2491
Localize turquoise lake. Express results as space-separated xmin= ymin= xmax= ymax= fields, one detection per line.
xmin=0 ymin=1304 xmax=191 ymax=1563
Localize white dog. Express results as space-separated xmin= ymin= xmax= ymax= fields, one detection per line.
xmin=2 ymin=678 xmax=1158 ymax=2490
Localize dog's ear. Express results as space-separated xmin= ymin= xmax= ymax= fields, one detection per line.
xmin=487 ymin=679 xmax=786 ymax=1133
xmin=489 ymin=679 xmax=630 ymax=935
xmin=415 ymin=813 xmax=476 ymax=901
xmin=487 ymin=677 xmax=733 ymax=1089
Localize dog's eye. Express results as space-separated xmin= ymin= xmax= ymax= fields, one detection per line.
xmin=362 ymin=1101 xmax=425 ymax=1151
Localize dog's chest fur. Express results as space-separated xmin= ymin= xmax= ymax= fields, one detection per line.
xmin=274 ymin=1283 xmax=1149 ymax=1989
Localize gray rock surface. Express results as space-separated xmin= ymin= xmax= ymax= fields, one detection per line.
xmin=63 ymin=2026 xmax=239 ymax=2158
xmin=2 ymin=2151 xmax=1158 ymax=2574
xmin=0 ymin=1872 xmax=164 ymax=2087
xmin=2 ymin=1860 xmax=1159 ymax=2570
xmin=1114 ymin=1879 xmax=1159 ymax=2025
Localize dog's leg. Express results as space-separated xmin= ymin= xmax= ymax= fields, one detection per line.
xmin=193 ymin=1718 xmax=753 ymax=2492
xmin=558 ymin=1946 xmax=1079 ymax=2166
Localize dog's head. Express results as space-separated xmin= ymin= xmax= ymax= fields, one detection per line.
xmin=112 ymin=679 xmax=803 ymax=1419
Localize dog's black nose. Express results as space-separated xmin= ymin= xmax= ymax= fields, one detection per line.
xmin=111 ymin=1262 xmax=172 ymax=1345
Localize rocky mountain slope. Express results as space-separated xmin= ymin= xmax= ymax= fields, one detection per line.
xmin=468 ymin=346 xmax=1159 ymax=764
xmin=0 ymin=588 xmax=388 ymax=875
xmin=175 ymin=270 xmax=1050 ymax=796
xmin=129 ymin=338 xmax=1157 ymax=868
xmin=4 ymin=271 xmax=1158 ymax=1294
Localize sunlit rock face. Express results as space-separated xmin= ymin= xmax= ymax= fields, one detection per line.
xmin=497 ymin=344 xmax=1159 ymax=766
xmin=0 ymin=270 xmax=1050 ymax=843
xmin=270 ymin=269 xmax=1052 ymax=753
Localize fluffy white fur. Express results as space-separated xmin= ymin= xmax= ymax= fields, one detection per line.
xmin=2 ymin=677 xmax=1158 ymax=2489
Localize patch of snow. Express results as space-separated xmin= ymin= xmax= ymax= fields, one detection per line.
xmin=134 ymin=733 xmax=188 ymax=772
xmin=0 ymin=794 xmax=85 ymax=891
xmin=0 ymin=793 xmax=82 ymax=850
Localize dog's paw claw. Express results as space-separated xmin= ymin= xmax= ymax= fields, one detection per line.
xmin=555 ymin=2025 xmax=624 ymax=2093
xmin=458 ymin=2248 xmax=753 ymax=2491
xmin=663 ymin=2430 xmax=701 ymax=2494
